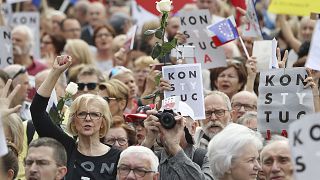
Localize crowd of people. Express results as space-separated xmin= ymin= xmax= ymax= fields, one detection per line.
xmin=0 ymin=0 xmax=319 ymax=180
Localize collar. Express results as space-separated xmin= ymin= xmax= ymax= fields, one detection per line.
xmin=202 ymin=133 xmax=211 ymax=142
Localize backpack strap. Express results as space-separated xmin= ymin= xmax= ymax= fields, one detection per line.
xmin=193 ymin=148 xmax=207 ymax=167
xmin=26 ymin=120 xmax=35 ymax=145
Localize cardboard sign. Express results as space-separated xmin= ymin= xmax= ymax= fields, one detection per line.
xmin=306 ymin=20 xmax=320 ymax=71
xmin=289 ymin=113 xmax=320 ymax=179
xmin=0 ymin=26 xmax=14 ymax=68
xmin=0 ymin=117 xmax=8 ymax=157
xmin=162 ymin=64 xmax=205 ymax=120
xmin=178 ymin=10 xmax=227 ymax=69
xmin=257 ymin=67 xmax=315 ymax=138
xmin=268 ymin=0 xmax=320 ymax=16
xmin=242 ymin=0 xmax=262 ymax=38
xmin=1 ymin=3 xmax=12 ymax=25
xmin=10 ymin=12 xmax=40 ymax=59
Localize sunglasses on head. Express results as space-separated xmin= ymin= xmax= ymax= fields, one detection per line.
xmin=77 ymin=83 xmax=97 ymax=91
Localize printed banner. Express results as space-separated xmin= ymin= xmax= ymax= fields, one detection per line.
xmin=162 ymin=64 xmax=205 ymax=119
xmin=0 ymin=26 xmax=14 ymax=68
xmin=257 ymin=67 xmax=315 ymax=137
xmin=268 ymin=0 xmax=320 ymax=16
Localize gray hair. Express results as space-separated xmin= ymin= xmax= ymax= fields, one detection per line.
xmin=12 ymin=25 xmax=34 ymax=50
xmin=205 ymin=90 xmax=231 ymax=111
xmin=118 ymin=146 xmax=159 ymax=172
xmin=237 ymin=111 xmax=257 ymax=125
xmin=208 ymin=123 xmax=263 ymax=179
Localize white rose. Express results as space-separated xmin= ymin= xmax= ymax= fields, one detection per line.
xmin=156 ymin=0 xmax=172 ymax=13
xmin=65 ymin=82 xmax=78 ymax=95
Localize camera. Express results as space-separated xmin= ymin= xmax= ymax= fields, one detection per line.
xmin=155 ymin=109 xmax=176 ymax=129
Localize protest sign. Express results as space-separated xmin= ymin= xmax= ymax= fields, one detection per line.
xmin=257 ymin=67 xmax=315 ymax=138
xmin=1 ymin=3 xmax=12 ymax=25
xmin=124 ymin=25 xmax=137 ymax=51
xmin=178 ymin=10 xmax=227 ymax=69
xmin=162 ymin=64 xmax=205 ymax=120
xmin=0 ymin=117 xmax=8 ymax=157
xmin=289 ymin=113 xmax=320 ymax=180
xmin=170 ymin=45 xmax=195 ymax=64
xmin=268 ymin=0 xmax=320 ymax=16
xmin=0 ymin=26 xmax=13 ymax=68
xmin=252 ymin=39 xmax=278 ymax=71
xmin=306 ymin=20 xmax=320 ymax=71
xmin=10 ymin=12 xmax=40 ymax=59
xmin=242 ymin=0 xmax=262 ymax=38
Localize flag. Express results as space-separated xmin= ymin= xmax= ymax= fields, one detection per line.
xmin=70 ymin=0 xmax=78 ymax=5
xmin=242 ymin=0 xmax=262 ymax=38
xmin=32 ymin=0 xmax=41 ymax=8
xmin=207 ymin=16 xmax=239 ymax=47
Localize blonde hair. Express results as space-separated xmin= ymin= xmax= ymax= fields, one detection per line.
xmin=134 ymin=56 xmax=158 ymax=69
xmin=65 ymin=39 xmax=93 ymax=65
xmin=99 ymin=79 xmax=129 ymax=101
xmin=67 ymin=94 xmax=112 ymax=138
xmin=111 ymin=34 xmax=127 ymax=54
xmin=2 ymin=113 xmax=24 ymax=154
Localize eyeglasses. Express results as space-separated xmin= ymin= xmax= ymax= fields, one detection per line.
xmin=205 ymin=109 xmax=228 ymax=119
xmin=103 ymin=96 xmax=117 ymax=103
xmin=117 ymin=165 xmax=155 ymax=178
xmin=75 ymin=111 xmax=103 ymax=121
xmin=12 ymin=67 xmax=27 ymax=79
xmin=24 ymin=159 xmax=59 ymax=167
xmin=41 ymin=41 xmax=53 ymax=45
xmin=232 ymin=103 xmax=257 ymax=111
xmin=105 ymin=137 xmax=128 ymax=146
xmin=96 ymin=33 xmax=112 ymax=38
xmin=77 ymin=83 xmax=97 ymax=91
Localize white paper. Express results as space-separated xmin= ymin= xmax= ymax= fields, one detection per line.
xmin=271 ymin=38 xmax=279 ymax=69
xmin=124 ymin=25 xmax=137 ymax=51
xmin=252 ymin=40 xmax=272 ymax=71
xmin=0 ymin=117 xmax=8 ymax=157
xmin=306 ymin=20 xmax=320 ymax=71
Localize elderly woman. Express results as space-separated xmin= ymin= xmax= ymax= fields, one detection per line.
xmin=208 ymin=123 xmax=262 ymax=180
xmin=210 ymin=61 xmax=247 ymax=99
xmin=30 ymin=55 xmax=121 ymax=179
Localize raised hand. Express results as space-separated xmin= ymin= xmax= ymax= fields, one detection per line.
xmin=277 ymin=48 xmax=288 ymax=68
xmin=52 ymin=55 xmax=72 ymax=73
xmin=0 ymin=80 xmax=21 ymax=118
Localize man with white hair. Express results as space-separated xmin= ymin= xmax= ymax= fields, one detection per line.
xmin=117 ymin=146 xmax=159 ymax=180
xmin=194 ymin=91 xmax=232 ymax=149
xmin=12 ymin=25 xmax=47 ymax=76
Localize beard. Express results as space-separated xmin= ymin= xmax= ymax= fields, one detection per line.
xmin=13 ymin=44 xmax=30 ymax=56
xmin=203 ymin=121 xmax=225 ymax=139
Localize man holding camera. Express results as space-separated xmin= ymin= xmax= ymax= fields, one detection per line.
xmin=142 ymin=107 xmax=213 ymax=180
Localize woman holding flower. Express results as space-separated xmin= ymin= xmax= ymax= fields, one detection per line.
xmin=30 ymin=55 xmax=121 ymax=179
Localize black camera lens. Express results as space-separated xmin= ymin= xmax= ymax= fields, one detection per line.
xmin=156 ymin=109 xmax=176 ymax=129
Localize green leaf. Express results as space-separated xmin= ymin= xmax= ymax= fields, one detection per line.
xmin=57 ymin=99 xmax=65 ymax=112
xmin=161 ymin=38 xmax=178 ymax=54
xmin=151 ymin=43 xmax=162 ymax=59
xmin=144 ymin=29 xmax=156 ymax=36
xmin=155 ymin=73 xmax=161 ymax=86
xmin=155 ymin=28 xmax=163 ymax=39
xmin=49 ymin=107 xmax=62 ymax=125
xmin=142 ymin=93 xmax=156 ymax=100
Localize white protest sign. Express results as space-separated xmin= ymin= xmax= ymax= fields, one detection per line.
xmin=0 ymin=117 xmax=8 ymax=157
xmin=162 ymin=64 xmax=205 ymax=120
xmin=289 ymin=113 xmax=320 ymax=180
xmin=170 ymin=45 xmax=195 ymax=64
xmin=306 ymin=20 xmax=320 ymax=71
xmin=178 ymin=10 xmax=227 ymax=69
xmin=253 ymin=40 xmax=272 ymax=71
xmin=7 ymin=0 xmax=28 ymax=3
xmin=257 ymin=67 xmax=315 ymax=138
xmin=242 ymin=0 xmax=262 ymax=38
xmin=161 ymin=96 xmax=180 ymax=111
xmin=0 ymin=26 xmax=14 ymax=68
xmin=1 ymin=3 xmax=12 ymax=25
xmin=124 ymin=25 xmax=137 ymax=51
xmin=10 ymin=12 xmax=40 ymax=59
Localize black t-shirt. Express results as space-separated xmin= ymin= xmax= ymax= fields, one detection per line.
xmin=31 ymin=93 xmax=121 ymax=180
xmin=66 ymin=147 xmax=121 ymax=180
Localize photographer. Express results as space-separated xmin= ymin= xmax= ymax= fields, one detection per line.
xmin=142 ymin=106 xmax=213 ymax=180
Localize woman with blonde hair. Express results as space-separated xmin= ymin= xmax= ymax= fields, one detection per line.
xmin=31 ymin=55 xmax=121 ymax=179
xmin=64 ymin=39 xmax=94 ymax=67
xmin=98 ymin=79 xmax=129 ymax=117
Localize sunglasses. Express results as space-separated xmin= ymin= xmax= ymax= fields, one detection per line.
xmin=103 ymin=96 xmax=117 ymax=103
xmin=77 ymin=83 xmax=97 ymax=91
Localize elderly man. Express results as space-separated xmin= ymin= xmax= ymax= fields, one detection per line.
xmin=60 ymin=18 xmax=82 ymax=39
xmin=194 ymin=91 xmax=232 ymax=149
xmin=117 ymin=146 xmax=159 ymax=180
xmin=81 ymin=2 xmax=107 ymax=45
xmin=230 ymin=91 xmax=257 ymax=122
xmin=4 ymin=64 xmax=31 ymax=121
xmin=25 ymin=137 xmax=67 ymax=180
xmin=12 ymin=25 xmax=47 ymax=76
xmin=260 ymin=138 xmax=294 ymax=180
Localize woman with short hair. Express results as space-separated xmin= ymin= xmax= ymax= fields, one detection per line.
xmin=208 ymin=123 xmax=262 ymax=180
